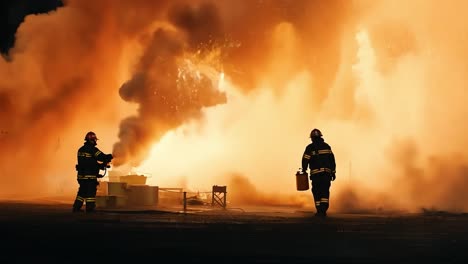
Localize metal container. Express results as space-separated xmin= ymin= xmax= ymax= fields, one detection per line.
xmin=127 ymin=185 xmax=154 ymax=206
xmin=96 ymin=195 xmax=127 ymax=208
xmin=152 ymin=186 xmax=159 ymax=205
xmin=107 ymin=182 xmax=128 ymax=196
xmin=107 ymin=170 xmax=122 ymax=182
xmin=120 ymin=175 xmax=147 ymax=185
xmin=96 ymin=181 xmax=108 ymax=196
xmin=296 ymin=171 xmax=309 ymax=191
xmin=108 ymin=175 xmax=120 ymax=182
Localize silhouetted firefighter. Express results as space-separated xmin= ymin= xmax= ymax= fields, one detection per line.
xmin=301 ymin=128 xmax=336 ymax=217
xmin=73 ymin=131 xmax=113 ymax=213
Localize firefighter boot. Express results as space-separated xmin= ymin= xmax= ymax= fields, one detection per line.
xmin=86 ymin=202 xmax=96 ymax=213
xmin=315 ymin=204 xmax=327 ymax=218
xmin=72 ymin=200 xmax=84 ymax=213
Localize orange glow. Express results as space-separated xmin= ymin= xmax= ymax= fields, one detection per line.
xmin=1 ymin=0 xmax=468 ymax=213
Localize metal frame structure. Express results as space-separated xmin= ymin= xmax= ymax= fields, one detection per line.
xmin=211 ymin=185 xmax=227 ymax=209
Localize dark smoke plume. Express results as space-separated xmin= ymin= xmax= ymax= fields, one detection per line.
xmin=112 ymin=3 xmax=226 ymax=166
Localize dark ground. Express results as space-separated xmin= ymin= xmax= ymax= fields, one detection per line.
xmin=1 ymin=200 xmax=468 ymax=263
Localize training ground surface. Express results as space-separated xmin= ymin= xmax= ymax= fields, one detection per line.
xmin=1 ymin=199 xmax=468 ymax=263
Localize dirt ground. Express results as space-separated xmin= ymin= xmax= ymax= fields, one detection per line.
xmin=1 ymin=199 xmax=468 ymax=263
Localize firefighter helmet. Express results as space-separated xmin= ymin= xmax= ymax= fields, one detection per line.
xmin=84 ymin=131 xmax=99 ymax=141
xmin=310 ymin=128 xmax=323 ymax=138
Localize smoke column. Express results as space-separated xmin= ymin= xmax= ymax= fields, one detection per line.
xmin=112 ymin=2 xmax=227 ymax=167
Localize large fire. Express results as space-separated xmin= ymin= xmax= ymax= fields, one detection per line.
xmin=1 ymin=0 xmax=467 ymax=212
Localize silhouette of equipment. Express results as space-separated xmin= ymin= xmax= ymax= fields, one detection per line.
xmin=211 ymin=185 xmax=227 ymax=208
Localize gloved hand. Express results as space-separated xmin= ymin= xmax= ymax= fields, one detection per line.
xmin=330 ymin=172 xmax=336 ymax=181
xmin=106 ymin=154 xmax=114 ymax=160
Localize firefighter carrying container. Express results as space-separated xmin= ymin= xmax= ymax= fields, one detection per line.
xmin=296 ymin=170 xmax=309 ymax=191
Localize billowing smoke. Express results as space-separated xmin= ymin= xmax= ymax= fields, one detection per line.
xmin=0 ymin=0 xmax=225 ymax=197
xmin=1 ymin=0 xmax=467 ymax=214
xmin=0 ymin=0 xmax=130 ymax=197
xmin=228 ymin=174 xmax=309 ymax=207
xmin=136 ymin=0 xmax=468 ymax=213
xmin=111 ymin=0 xmax=353 ymax=167
xmin=112 ymin=3 xmax=226 ymax=167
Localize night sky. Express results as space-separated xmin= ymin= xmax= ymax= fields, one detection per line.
xmin=0 ymin=0 xmax=63 ymax=54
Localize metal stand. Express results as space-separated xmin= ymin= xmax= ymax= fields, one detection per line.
xmin=211 ymin=185 xmax=227 ymax=209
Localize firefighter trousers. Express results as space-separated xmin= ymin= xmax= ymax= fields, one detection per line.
xmin=310 ymin=172 xmax=331 ymax=214
xmin=73 ymin=178 xmax=98 ymax=212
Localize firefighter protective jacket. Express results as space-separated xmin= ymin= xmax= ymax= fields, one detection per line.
xmin=302 ymin=138 xmax=336 ymax=176
xmin=76 ymin=141 xmax=111 ymax=178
